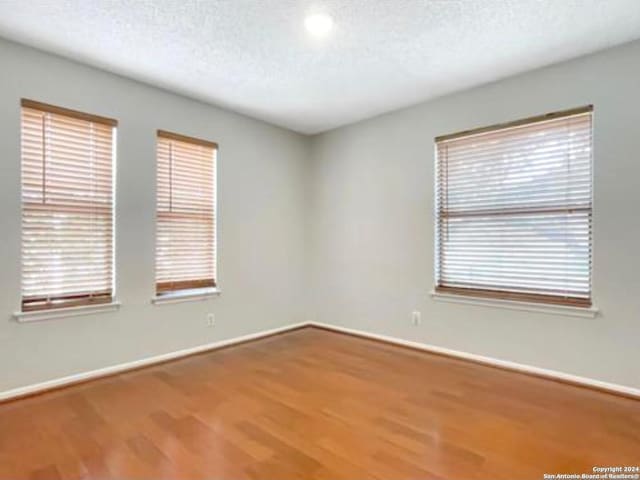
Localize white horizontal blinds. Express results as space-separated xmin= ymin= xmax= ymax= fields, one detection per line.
xmin=21 ymin=100 xmax=115 ymax=312
xmin=436 ymin=108 xmax=593 ymax=307
xmin=156 ymin=131 xmax=217 ymax=295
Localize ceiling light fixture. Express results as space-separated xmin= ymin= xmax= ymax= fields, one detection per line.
xmin=304 ymin=13 xmax=334 ymax=37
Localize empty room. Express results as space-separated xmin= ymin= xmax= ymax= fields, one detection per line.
xmin=0 ymin=1 xmax=639 ymax=479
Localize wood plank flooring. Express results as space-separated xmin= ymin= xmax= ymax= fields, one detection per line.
xmin=0 ymin=326 xmax=638 ymax=479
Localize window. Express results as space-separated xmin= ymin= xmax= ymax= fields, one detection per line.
xmin=21 ymin=99 xmax=116 ymax=312
xmin=435 ymin=106 xmax=593 ymax=307
xmin=155 ymin=130 xmax=217 ymax=296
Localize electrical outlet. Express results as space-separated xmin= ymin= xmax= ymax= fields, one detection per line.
xmin=206 ymin=313 xmax=215 ymax=327
xmin=411 ymin=311 xmax=421 ymax=326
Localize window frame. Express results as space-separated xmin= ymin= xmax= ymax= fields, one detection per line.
xmin=433 ymin=106 xmax=594 ymax=309
xmin=19 ymin=99 xmax=117 ymax=314
xmin=153 ymin=129 xmax=219 ymax=302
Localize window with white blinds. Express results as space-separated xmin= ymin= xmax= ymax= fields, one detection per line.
xmin=435 ymin=106 xmax=593 ymax=307
xmin=21 ymin=99 xmax=116 ymax=312
xmin=156 ymin=130 xmax=217 ymax=296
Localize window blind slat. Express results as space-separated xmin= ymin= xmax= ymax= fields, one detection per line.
xmin=21 ymin=104 xmax=115 ymax=312
xmin=436 ymin=109 xmax=593 ymax=306
xmin=156 ymin=132 xmax=217 ymax=295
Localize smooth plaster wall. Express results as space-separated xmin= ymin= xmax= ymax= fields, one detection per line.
xmin=309 ymin=40 xmax=640 ymax=390
xmin=1 ymin=36 xmax=639 ymax=395
xmin=0 ymin=39 xmax=310 ymax=392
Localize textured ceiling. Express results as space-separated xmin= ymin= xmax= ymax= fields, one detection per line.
xmin=0 ymin=1 xmax=639 ymax=134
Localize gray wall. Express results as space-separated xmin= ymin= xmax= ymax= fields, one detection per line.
xmin=309 ymin=40 xmax=640 ymax=390
xmin=2 ymin=36 xmax=639 ymax=394
xmin=0 ymin=39 xmax=310 ymax=392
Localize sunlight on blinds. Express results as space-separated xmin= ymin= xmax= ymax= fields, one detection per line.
xmin=436 ymin=107 xmax=593 ymax=307
xmin=156 ymin=131 xmax=217 ymax=295
xmin=21 ymin=100 xmax=115 ymax=311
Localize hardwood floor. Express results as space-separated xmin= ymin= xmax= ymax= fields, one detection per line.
xmin=1 ymin=326 xmax=638 ymax=480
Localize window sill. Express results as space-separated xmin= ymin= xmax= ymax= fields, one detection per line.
xmin=430 ymin=290 xmax=598 ymax=318
xmin=13 ymin=301 xmax=121 ymax=323
xmin=152 ymin=288 xmax=221 ymax=305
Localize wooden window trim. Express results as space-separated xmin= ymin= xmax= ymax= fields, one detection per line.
xmin=435 ymin=286 xmax=591 ymax=308
xmin=22 ymin=293 xmax=113 ymax=312
xmin=435 ymin=105 xmax=593 ymax=143
xmin=156 ymin=279 xmax=216 ymax=295
xmin=157 ymin=129 xmax=218 ymax=149
xmin=21 ymin=98 xmax=117 ymax=127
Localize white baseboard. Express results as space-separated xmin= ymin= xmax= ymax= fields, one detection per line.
xmin=0 ymin=322 xmax=307 ymax=402
xmin=3 ymin=321 xmax=639 ymax=403
xmin=309 ymin=321 xmax=640 ymax=400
